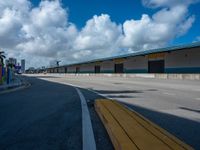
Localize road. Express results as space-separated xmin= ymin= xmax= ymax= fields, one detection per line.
xmin=0 ymin=74 xmax=200 ymax=149
xmin=0 ymin=75 xmax=113 ymax=150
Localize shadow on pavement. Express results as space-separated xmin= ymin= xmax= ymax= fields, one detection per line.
xmin=179 ymin=106 xmax=200 ymax=113
xmin=0 ymin=76 xmax=113 ymax=150
xmin=78 ymin=88 xmax=114 ymax=150
xmin=120 ymin=101 xmax=200 ymax=150
xmin=33 ymin=75 xmax=61 ymax=78
xmin=4 ymin=75 xmax=198 ymax=150
xmin=107 ymin=95 xmax=137 ymax=98
xmin=94 ymin=90 xmax=143 ymax=94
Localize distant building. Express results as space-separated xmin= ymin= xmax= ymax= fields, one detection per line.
xmin=47 ymin=42 xmax=200 ymax=74
xmin=15 ymin=63 xmax=21 ymax=73
xmin=21 ymin=59 xmax=25 ymax=73
xmin=6 ymin=58 xmax=17 ymax=66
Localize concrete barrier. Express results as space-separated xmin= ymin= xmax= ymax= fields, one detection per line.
xmin=46 ymin=73 xmax=200 ymax=80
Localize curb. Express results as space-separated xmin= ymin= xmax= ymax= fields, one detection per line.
xmin=0 ymin=77 xmax=31 ymax=95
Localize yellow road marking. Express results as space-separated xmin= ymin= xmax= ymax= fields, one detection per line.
xmin=95 ymin=100 xmax=138 ymax=150
xmin=95 ymin=99 xmax=193 ymax=150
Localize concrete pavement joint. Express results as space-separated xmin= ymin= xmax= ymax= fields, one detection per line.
xmin=75 ymin=88 xmax=97 ymax=150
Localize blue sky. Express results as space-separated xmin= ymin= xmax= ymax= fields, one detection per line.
xmin=173 ymin=3 xmax=200 ymax=44
xmin=1 ymin=0 xmax=200 ymax=68
xmin=31 ymin=0 xmax=200 ymax=45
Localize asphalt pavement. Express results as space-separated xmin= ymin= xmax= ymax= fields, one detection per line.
xmin=0 ymin=76 xmax=113 ymax=150
xmin=1 ymin=74 xmax=200 ymax=149
xmin=35 ymin=74 xmax=200 ymax=150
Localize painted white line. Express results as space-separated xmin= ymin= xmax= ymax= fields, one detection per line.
xmin=75 ymin=88 xmax=96 ymax=150
xmin=62 ymin=82 xmax=113 ymax=101
xmin=86 ymin=88 xmax=111 ymax=99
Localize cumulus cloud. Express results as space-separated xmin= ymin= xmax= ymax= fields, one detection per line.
xmin=142 ymin=0 xmax=196 ymax=8
xmin=73 ymin=14 xmax=122 ymax=59
xmin=121 ymin=1 xmax=196 ymax=51
xmin=0 ymin=0 xmax=29 ymax=48
xmin=194 ymin=36 xmax=200 ymax=42
xmin=17 ymin=0 xmax=78 ymax=57
xmin=0 ymin=0 xmax=198 ymax=68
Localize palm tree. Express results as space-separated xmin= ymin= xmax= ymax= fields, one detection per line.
xmin=0 ymin=51 xmax=6 ymax=66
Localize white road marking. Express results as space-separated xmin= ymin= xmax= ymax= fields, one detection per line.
xmin=75 ymin=88 xmax=96 ymax=150
xmin=64 ymin=82 xmax=111 ymax=99
xmin=86 ymin=88 xmax=111 ymax=99
xmin=195 ymin=98 xmax=200 ymax=100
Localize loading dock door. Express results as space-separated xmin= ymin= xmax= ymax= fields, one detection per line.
xmin=76 ymin=67 xmax=80 ymax=73
xmin=148 ymin=60 xmax=164 ymax=73
xmin=95 ymin=65 xmax=101 ymax=73
xmin=115 ymin=63 xmax=124 ymax=73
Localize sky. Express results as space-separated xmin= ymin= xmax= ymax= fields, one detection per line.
xmin=0 ymin=0 xmax=200 ymax=69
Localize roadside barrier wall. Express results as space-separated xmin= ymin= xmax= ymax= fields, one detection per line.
xmin=49 ymin=73 xmax=200 ymax=80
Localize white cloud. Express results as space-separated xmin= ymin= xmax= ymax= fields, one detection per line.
xmin=142 ymin=0 xmax=196 ymax=8
xmin=194 ymin=36 xmax=200 ymax=42
xmin=17 ymin=0 xmax=78 ymax=57
xmin=73 ymin=14 xmax=122 ymax=59
xmin=0 ymin=3 xmax=27 ymax=48
xmin=120 ymin=4 xmax=196 ymax=51
xmin=74 ymin=14 xmax=121 ymax=50
xmin=0 ymin=0 xmax=198 ymax=68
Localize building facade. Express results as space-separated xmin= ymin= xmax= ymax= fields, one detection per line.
xmin=21 ymin=59 xmax=25 ymax=73
xmin=47 ymin=42 xmax=200 ymax=74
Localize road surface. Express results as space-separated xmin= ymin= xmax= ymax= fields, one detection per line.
xmin=0 ymin=74 xmax=200 ymax=149
xmin=0 ymin=75 xmax=112 ymax=150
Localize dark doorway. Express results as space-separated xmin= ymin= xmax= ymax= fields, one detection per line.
xmin=95 ymin=65 xmax=101 ymax=73
xmin=115 ymin=63 xmax=124 ymax=73
xmin=65 ymin=67 xmax=67 ymax=73
xmin=148 ymin=60 xmax=164 ymax=73
xmin=76 ymin=67 xmax=80 ymax=73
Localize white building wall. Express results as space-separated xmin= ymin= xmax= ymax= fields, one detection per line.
xmin=80 ymin=64 xmax=94 ymax=73
xmin=165 ymin=47 xmax=200 ymax=67
xmin=57 ymin=46 xmax=200 ymax=74
xmin=101 ymin=61 xmax=114 ymax=73
xmin=124 ymin=56 xmax=148 ymax=73
xmin=164 ymin=47 xmax=200 ymax=73
xmin=68 ymin=66 xmax=76 ymax=73
xmin=58 ymin=67 xmax=65 ymax=73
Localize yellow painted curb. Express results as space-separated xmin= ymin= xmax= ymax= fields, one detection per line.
xmin=95 ymin=99 xmax=193 ymax=150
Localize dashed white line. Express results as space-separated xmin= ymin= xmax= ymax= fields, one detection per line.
xmin=75 ymin=88 xmax=96 ymax=150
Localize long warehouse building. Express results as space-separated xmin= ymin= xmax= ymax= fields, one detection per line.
xmin=47 ymin=42 xmax=200 ymax=74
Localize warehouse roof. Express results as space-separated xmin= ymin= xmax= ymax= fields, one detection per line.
xmin=50 ymin=41 xmax=200 ymax=68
